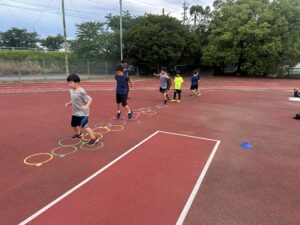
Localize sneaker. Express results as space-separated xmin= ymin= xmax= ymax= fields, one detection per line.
xmin=197 ymin=93 xmax=202 ymax=96
xmin=128 ymin=111 xmax=133 ymax=119
xmin=117 ymin=111 xmax=121 ymax=119
xmin=164 ymin=100 xmax=167 ymax=105
xmin=72 ymin=132 xmax=83 ymax=139
xmin=177 ymin=100 xmax=181 ymax=103
xmin=171 ymin=99 xmax=176 ymax=102
xmin=87 ymin=138 xmax=99 ymax=146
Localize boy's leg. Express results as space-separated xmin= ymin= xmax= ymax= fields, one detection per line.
xmin=84 ymin=127 xmax=96 ymax=140
xmin=71 ymin=116 xmax=83 ymax=138
xmin=178 ymin=90 xmax=181 ymax=100
xmin=73 ymin=126 xmax=81 ymax=135
xmin=172 ymin=91 xmax=177 ymax=101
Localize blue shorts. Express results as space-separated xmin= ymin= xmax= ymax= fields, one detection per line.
xmin=71 ymin=116 xmax=89 ymax=128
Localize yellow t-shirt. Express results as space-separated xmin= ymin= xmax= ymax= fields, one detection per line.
xmin=174 ymin=75 xmax=184 ymax=90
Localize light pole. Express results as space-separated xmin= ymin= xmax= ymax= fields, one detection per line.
xmin=62 ymin=0 xmax=69 ymax=76
xmin=120 ymin=0 xmax=123 ymax=60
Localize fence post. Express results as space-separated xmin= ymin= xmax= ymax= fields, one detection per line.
xmin=17 ymin=60 xmax=21 ymax=81
xmin=105 ymin=61 xmax=108 ymax=76
xmin=43 ymin=59 xmax=46 ymax=80
xmin=87 ymin=60 xmax=90 ymax=78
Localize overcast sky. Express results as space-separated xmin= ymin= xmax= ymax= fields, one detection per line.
xmin=0 ymin=0 xmax=213 ymax=38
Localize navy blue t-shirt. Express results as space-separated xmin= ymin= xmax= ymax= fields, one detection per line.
xmin=191 ymin=75 xmax=199 ymax=85
xmin=115 ymin=74 xmax=129 ymax=94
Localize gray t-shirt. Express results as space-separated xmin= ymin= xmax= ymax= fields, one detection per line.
xmin=70 ymin=87 xmax=91 ymax=116
xmin=159 ymin=73 xmax=168 ymax=89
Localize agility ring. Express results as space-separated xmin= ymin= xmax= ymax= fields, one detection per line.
xmin=80 ymin=141 xmax=104 ymax=150
xmin=107 ymin=125 xmax=124 ymax=132
xmin=92 ymin=126 xmax=110 ymax=134
xmin=58 ymin=138 xmax=81 ymax=147
xmin=81 ymin=133 xmax=103 ymax=142
xmin=24 ymin=153 xmax=53 ymax=167
xmin=51 ymin=145 xmax=77 ymax=158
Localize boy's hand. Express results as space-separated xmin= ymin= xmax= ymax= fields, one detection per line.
xmin=81 ymin=105 xmax=88 ymax=110
xmin=65 ymin=102 xmax=71 ymax=107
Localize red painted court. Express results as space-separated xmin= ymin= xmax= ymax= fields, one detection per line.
xmin=0 ymin=77 xmax=300 ymax=225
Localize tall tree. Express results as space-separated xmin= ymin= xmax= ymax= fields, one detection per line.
xmin=70 ymin=22 xmax=118 ymax=59
xmin=124 ymin=15 xmax=189 ymax=69
xmin=0 ymin=27 xmax=39 ymax=49
xmin=41 ymin=34 xmax=64 ymax=50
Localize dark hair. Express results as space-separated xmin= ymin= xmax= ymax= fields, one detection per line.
xmin=67 ymin=73 xmax=80 ymax=83
xmin=121 ymin=59 xmax=127 ymax=64
xmin=161 ymin=67 xmax=167 ymax=71
xmin=115 ymin=65 xmax=124 ymax=72
xmin=176 ymin=70 xmax=181 ymax=74
xmin=193 ymin=70 xmax=198 ymax=75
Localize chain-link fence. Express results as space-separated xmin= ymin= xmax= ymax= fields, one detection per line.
xmin=0 ymin=59 xmax=120 ymax=81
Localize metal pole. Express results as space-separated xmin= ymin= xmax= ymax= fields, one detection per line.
xmin=62 ymin=0 xmax=69 ymax=76
xmin=120 ymin=0 xmax=123 ymax=60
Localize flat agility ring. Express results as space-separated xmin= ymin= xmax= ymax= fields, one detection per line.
xmin=92 ymin=126 xmax=110 ymax=134
xmin=82 ymin=133 xmax=103 ymax=142
xmin=58 ymin=138 xmax=81 ymax=147
xmin=80 ymin=141 xmax=104 ymax=150
xmin=107 ymin=125 xmax=124 ymax=132
xmin=24 ymin=153 xmax=53 ymax=167
xmin=51 ymin=145 xmax=77 ymax=158
xmin=136 ymin=107 xmax=152 ymax=112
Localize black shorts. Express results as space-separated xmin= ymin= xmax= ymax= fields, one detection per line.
xmin=160 ymin=87 xmax=167 ymax=93
xmin=116 ymin=93 xmax=128 ymax=106
xmin=71 ymin=115 xmax=89 ymax=128
xmin=190 ymin=84 xmax=198 ymax=90
xmin=174 ymin=89 xmax=182 ymax=94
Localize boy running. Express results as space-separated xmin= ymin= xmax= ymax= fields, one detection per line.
xmin=115 ymin=65 xmax=133 ymax=119
xmin=154 ymin=67 xmax=170 ymax=104
xmin=190 ymin=70 xmax=201 ymax=96
xmin=65 ymin=74 xmax=99 ymax=146
xmin=171 ymin=70 xmax=184 ymax=102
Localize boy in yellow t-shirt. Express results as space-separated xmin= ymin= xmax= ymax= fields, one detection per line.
xmin=171 ymin=70 xmax=184 ymax=103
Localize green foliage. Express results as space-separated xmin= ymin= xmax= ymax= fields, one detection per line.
xmin=41 ymin=34 xmax=64 ymax=50
xmin=0 ymin=50 xmax=66 ymax=60
xmin=124 ymin=15 xmax=189 ymax=68
xmin=0 ymin=27 xmax=39 ymax=48
xmin=202 ymin=0 xmax=300 ymax=75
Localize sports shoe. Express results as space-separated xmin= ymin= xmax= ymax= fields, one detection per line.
xmin=117 ymin=111 xmax=121 ymax=119
xmin=197 ymin=93 xmax=202 ymax=96
xmin=177 ymin=100 xmax=181 ymax=103
xmin=72 ymin=132 xmax=83 ymax=139
xmin=171 ymin=99 xmax=176 ymax=102
xmin=128 ymin=111 xmax=133 ymax=119
xmin=87 ymin=138 xmax=99 ymax=146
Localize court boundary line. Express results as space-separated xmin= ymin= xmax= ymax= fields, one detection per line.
xmin=19 ymin=131 xmax=221 ymax=225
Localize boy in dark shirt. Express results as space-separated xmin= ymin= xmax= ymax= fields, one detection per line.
xmin=115 ymin=65 xmax=133 ymax=119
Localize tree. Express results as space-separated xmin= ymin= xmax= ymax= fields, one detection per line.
xmin=124 ymin=15 xmax=189 ymax=69
xmin=105 ymin=11 xmax=139 ymax=32
xmin=70 ymin=22 xmax=119 ymax=59
xmin=0 ymin=27 xmax=39 ymax=49
xmin=41 ymin=35 xmax=64 ymax=51
xmin=202 ymin=0 xmax=300 ymax=76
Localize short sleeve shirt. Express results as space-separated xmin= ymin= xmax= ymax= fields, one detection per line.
xmin=70 ymin=88 xmax=91 ymax=116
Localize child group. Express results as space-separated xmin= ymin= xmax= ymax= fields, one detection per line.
xmin=155 ymin=67 xmax=201 ymax=104
xmin=65 ymin=60 xmax=201 ymax=146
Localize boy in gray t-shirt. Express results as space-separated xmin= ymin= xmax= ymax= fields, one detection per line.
xmin=65 ymin=74 xmax=99 ymax=146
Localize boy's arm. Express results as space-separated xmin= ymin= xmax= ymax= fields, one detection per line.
xmin=128 ymin=79 xmax=133 ymax=87
xmin=81 ymin=97 xmax=92 ymax=110
xmin=65 ymin=101 xmax=72 ymax=107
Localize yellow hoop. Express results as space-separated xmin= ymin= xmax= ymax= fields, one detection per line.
xmin=24 ymin=153 xmax=53 ymax=167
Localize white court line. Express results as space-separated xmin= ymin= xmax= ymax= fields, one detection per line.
xmin=19 ymin=130 xmax=221 ymax=225
xmin=176 ymin=136 xmax=221 ymax=225
xmin=18 ymin=131 xmax=160 ymax=225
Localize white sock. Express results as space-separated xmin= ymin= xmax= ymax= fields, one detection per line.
xmin=118 ymin=110 xmax=121 ymax=113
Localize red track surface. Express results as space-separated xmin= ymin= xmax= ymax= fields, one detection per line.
xmin=26 ymin=132 xmax=218 ymax=225
xmin=0 ymin=77 xmax=300 ymax=225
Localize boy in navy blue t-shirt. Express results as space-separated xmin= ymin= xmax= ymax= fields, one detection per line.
xmin=190 ymin=70 xmax=201 ymax=96
xmin=115 ymin=65 xmax=133 ymax=119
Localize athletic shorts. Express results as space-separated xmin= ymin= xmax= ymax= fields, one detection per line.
xmin=160 ymin=87 xmax=167 ymax=93
xmin=116 ymin=93 xmax=128 ymax=106
xmin=190 ymin=84 xmax=198 ymax=90
xmin=71 ymin=115 xmax=89 ymax=128
xmin=174 ymin=89 xmax=182 ymax=94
